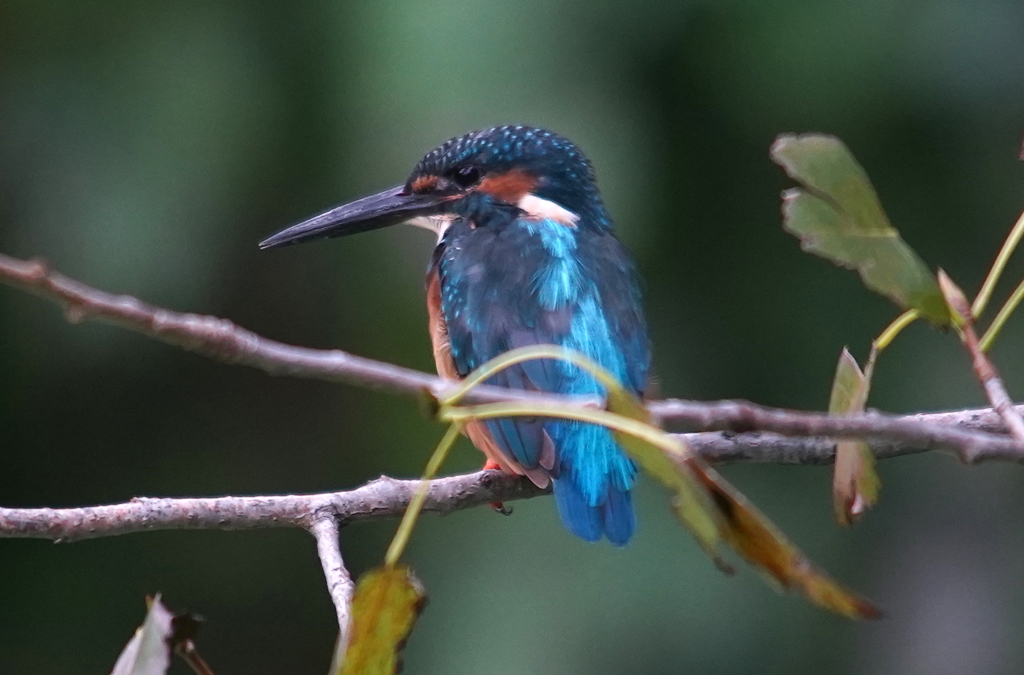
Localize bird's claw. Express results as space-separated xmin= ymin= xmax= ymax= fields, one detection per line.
xmin=490 ymin=501 xmax=513 ymax=516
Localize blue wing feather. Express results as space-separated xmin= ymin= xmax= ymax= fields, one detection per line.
xmin=433 ymin=215 xmax=649 ymax=544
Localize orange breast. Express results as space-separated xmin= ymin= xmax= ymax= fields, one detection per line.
xmin=425 ymin=269 xmax=550 ymax=488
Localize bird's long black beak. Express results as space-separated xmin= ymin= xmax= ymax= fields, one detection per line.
xmin=259 ymin=185 xmax=452 ymax=249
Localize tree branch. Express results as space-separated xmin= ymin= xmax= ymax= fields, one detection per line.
xmin=0 ymin=252 xmax=546 ymax=405
xmin=937 ymin=270 xmax=1024 ymax=443
xmin=0 ymin=435 xmax=947 ymax=545
xmin=0 ymin=402 xmax=1021 ymax=545
xmin=1 ymin=252 xmax=1022 ymax=465
xmin=653 ymin=400 xmax=1023 ymax=463
xmin=8 ymin=247 xmax=1024 ymax=654
xmin=309 ymin=516 xmax=355 ymax=646
xmin=0 ymin=471 xmax=546 ymax=543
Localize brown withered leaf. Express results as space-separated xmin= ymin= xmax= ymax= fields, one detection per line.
xmin=603 ymin=384 xmax=877 ymax=610
xmin=828 ymin=348 xmax=880 ymax=526
xmin=685 ymin=456 xmax=881 ymax=619
xmin=604 ymin=386 xmax=730 ymax=571
xmin=336 ymin=565 xmax=427 ymax=675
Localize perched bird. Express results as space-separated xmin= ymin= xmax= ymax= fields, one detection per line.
xmin=261 ymin=126 xmax=650 ymax=545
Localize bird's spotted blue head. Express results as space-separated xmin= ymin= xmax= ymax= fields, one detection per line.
xmin=405 ymin=125 xmax=612 ymax=230
xmin=259 ymin=126 xmax=612 ymax=249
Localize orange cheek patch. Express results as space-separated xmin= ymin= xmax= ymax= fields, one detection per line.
xmin=411 ymin=175 xmax=440 ymax=193
xmin=477 ymin=169 xmax=538 ymax=203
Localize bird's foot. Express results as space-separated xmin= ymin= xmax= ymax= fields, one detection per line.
xmin=491 ymin=502 xmax=514 ymax=516
xmin=482 ymin=459 xmax=514 ymax=515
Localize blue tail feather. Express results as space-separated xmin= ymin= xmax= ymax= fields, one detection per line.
xmin=553 ymin=476 xmax=636 ymax=545
xmin=553 ymin=478 xmax=603 ymax=542
xmin=601 ymin=487 xmax=635 ymax=546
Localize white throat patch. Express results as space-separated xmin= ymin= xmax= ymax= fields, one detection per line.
xmin=517 ymin=194 xmax=579 ymax=226
xmin=408 ymin=214 xmax=456 ymax=241
xmin=407 ymin=194 xmax=578 ymax=237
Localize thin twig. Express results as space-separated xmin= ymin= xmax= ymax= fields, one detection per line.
xmin=980 ymin=276 xmax=1024 ymax=351
xmin=651 ymin=399 xmax=1023 ymax=463
xmin=686 ymin=403 xmax=1020 ymax=464
xmin=972 ymin=208 xmax=1024 ymax=319
xmin=309 ymin=516 xmax=355 ymax=647
xmin=0 ymin=253 xmax=555 ymax=406
xmin=2 ymin=252 xmax=1022 ymax=463
xmin=175 ymin=642 xmax=217 ymax=675
xmin=939 ymin=270 xmax=1024 ymax=444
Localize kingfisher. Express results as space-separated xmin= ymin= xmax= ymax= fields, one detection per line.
xmin=260 ymin=126 xmax=650 ymax=545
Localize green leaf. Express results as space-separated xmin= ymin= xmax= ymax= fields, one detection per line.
xmin=336 ymin=565 xmax=427 ymax=675
xmin=110 ymin=596 xmax=174 ymax=675
xmin=828 ymin=348 xmax=880 ymax=526
xmin=771 ymin=134 xmax=950 ymax=325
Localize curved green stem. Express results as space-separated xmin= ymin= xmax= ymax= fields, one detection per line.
xmin=439 ymin=345 xmax=621 ymax=407
xmin=972 ymin=209 xmax=1024 ymax=319
xmin=441 ymin=402 xmax=683 ymax=457
xmin=873 ymin=309 xmax=919 ymax=352
xmin=979 ymin=277 xmax=1024 ymax=352
xmin=384 ymin=422 xmax=464 ymax=567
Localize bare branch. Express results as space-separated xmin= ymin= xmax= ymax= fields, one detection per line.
xmin=0 ymin=471 xmax=546 ymax=543
xmin=0 ymin=253 xmax=551 ymax=406
xmin=2 ymin=252 xmax=1022 ymax=464
xmin=938 ymin=270 xmax=1024 ymax=443
xmin=652 ymin=400 xmax=1024 ymax=463
xmin=309 ymin=516 xmax=355 ymax=646
xmin=677 ymin=404 xmax=1023 ymax=464
xmin=1 ymin=404 xmax=1023 ymax=545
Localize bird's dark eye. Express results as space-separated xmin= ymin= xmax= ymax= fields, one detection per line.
xmin=452 ymin=165 xmax=481 ymax=188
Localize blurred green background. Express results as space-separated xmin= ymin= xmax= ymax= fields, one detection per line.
xmin=3 ymin=1 xmax=1024 ymax=673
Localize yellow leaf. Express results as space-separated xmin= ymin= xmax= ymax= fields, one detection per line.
xmin=337 ymin=565 xmax=427 ymax=675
